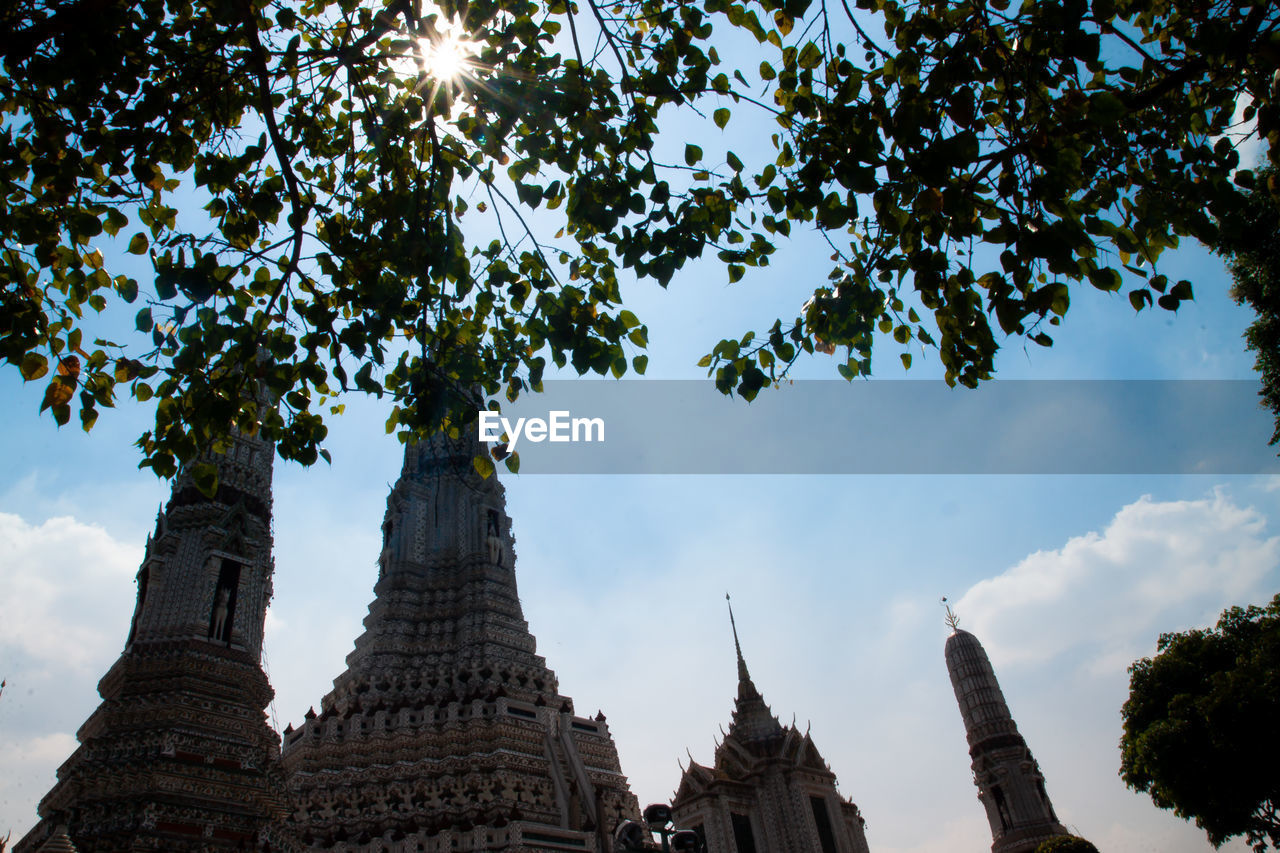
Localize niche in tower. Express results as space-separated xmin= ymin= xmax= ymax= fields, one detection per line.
xmin=485 ymin=509 xmax=503 ymax=567
xmin=208 ymin=557 xmax=242 ymax=645
xmin=991 ymin=785 xmax=1011 ymax=831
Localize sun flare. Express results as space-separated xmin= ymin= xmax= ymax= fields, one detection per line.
xmin=416 ymin=16 xmax=479 ymax=84
xmin=419 ymin=34 xmax=467 ymax=81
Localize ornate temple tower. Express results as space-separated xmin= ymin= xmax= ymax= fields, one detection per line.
xmin=279 ymin=430 xmax=639 ymax=852
xmin=16 ymin=428 xmax=293 ymax=852
xmin=671 ymin=599 xmax=871 ymax=853
xmin=944 ymin=611 xmax=1072 ymax=853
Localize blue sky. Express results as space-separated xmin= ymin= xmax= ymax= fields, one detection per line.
xmin=1 ymin=99 xmax=1277 ymax=853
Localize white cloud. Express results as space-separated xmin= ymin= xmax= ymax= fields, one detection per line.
xmin=943 ymin=490 xmax=1276 ymax=853
xmin=0 ymin=731 xmax=79 ymax=840
xmin=955 ymin=490 xmax=1279 ymax=672
xmin=0 ymin=513 xmax=140 ymax=841
xmin=0 ymin=513 xmax=139 ymax=673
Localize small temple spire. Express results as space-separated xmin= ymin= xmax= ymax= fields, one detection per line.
xmin=726 ymin=592 xmax=752 ymax=686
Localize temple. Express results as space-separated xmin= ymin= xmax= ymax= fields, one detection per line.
xmin=15 ymin=427 xmax=293 ymax=852
xmin=670 ymin=597 xmax=871 ymax=853
xmin=278 ymin=429 xmax=640 ymax=851
xmin=943 ymin=608 xmax=1075 ymax=853
xmin=14 ymin=415 xmax=1095 ymax=853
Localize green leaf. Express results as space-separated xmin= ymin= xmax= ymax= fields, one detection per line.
xmin=191 ymin=462 xmax=219 ymax=498
xmin=1088 ymin=267 xmax=1123 ymax=292
xmin=117 ymin=278 xmax=139 ymax=303
xmin=633 ymin=355 xmax=648 ymax=374
xmin=684 ymin=144 xmax=703 ymax=166
xmin=714 ymin=108 xmax=731 ymax=129
xmin=127 ymin=233 xmax=149 ymax=255
xmin=21 ymin=353 xmax=49 ymax=381
xmin=473 ymin=453 xmax=495 ymax=479
xmin=103 ymin=209 xmax=128 ymax=237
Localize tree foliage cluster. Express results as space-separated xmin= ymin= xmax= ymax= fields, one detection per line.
xmin=1 ymin=0 xmax=1277 ymax=480
xmin=1034 ymin=837 xmax=1099 ymax=853
xmin=1121 ymin=594 xmax=1280 ymax=852
xmin=1217 ymin=167 xmax=1280 ymax=446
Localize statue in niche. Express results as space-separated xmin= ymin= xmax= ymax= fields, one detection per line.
xmin=208 ymin=556 xmax=241 ymax=643
xmin=485 ymin=509 xmax=503 ymax=567
xmin=211 ymin=587 xmax=231 ymax=640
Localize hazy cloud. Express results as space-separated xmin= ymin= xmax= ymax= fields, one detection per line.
xmin=954 ymin=490 xmax=1279 ymax=671
xmin=0 ymin=513 xmax=139 ymax=673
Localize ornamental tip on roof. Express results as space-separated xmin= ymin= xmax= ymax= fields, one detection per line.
xmin=942 ymin=596 xmax=961 ymax=635
xmin=724 ymin=594 xmax=783 ymax=744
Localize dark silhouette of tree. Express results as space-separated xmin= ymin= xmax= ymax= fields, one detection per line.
xmin=2 ymin=0 xmax=1276 ymax=484
xmin=1121 ymin=594 xmax=1280 ymax=852
xmin=1035 ymin=837 xmax=1099 ymax=853
xmin=1216 ymin=168 xmax=1280 ymax=446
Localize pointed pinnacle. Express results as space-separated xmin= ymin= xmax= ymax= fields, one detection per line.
xmin=726 ymin=593 xmax=750 ymax=684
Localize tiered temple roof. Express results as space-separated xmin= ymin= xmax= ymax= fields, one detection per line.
xmin=279 ymin=429 xmax=639 ymax=851
xmin=16 ymin=428 xmax=294 ymax=852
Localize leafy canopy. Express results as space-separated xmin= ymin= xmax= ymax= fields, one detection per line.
xmin=1120 ymin=594 xmax=1280 ymax=852
xmin=1216 ymin=167 xmax=1280 ymax=446
xmin=2 ymin=0 xmax=1277 ymax=480
xmin=1034 ymin=837 xmax=1100 ymax=853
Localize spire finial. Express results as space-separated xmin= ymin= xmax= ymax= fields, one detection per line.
xmin=942 ymin=596 xmax=960 ymax=632
xmin=727 ymin=593 xmax=750 ymax=684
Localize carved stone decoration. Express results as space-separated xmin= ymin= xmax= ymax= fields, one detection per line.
xmin=15 ymin=428 xmax=296 ymax=853
xmin=945 ymin=626 xmax=1074 ymax=853
xmin=280 ymin=429 xmax=640 ymax=852
xmin=672 ymin=601 xmax=872 ymax=853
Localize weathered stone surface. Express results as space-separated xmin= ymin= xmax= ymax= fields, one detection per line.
xmin=16 ymin=429 xmax=293 ymax=853
xmin=280 ymin=431 xmax=639 ymax=851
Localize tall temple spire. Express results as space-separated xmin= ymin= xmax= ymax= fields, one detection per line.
xmin=723 ymin=595 xmax=780 ymax=742
xmin=726 ymin=593 xmax=754 ymax=694
xmin=945 ymin=626 xmax=1074 ymax=853
xmin=16 ymin=427 xmax=293 ymax=852
xmin=280 ymin=428 xmax=638 ymax=851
